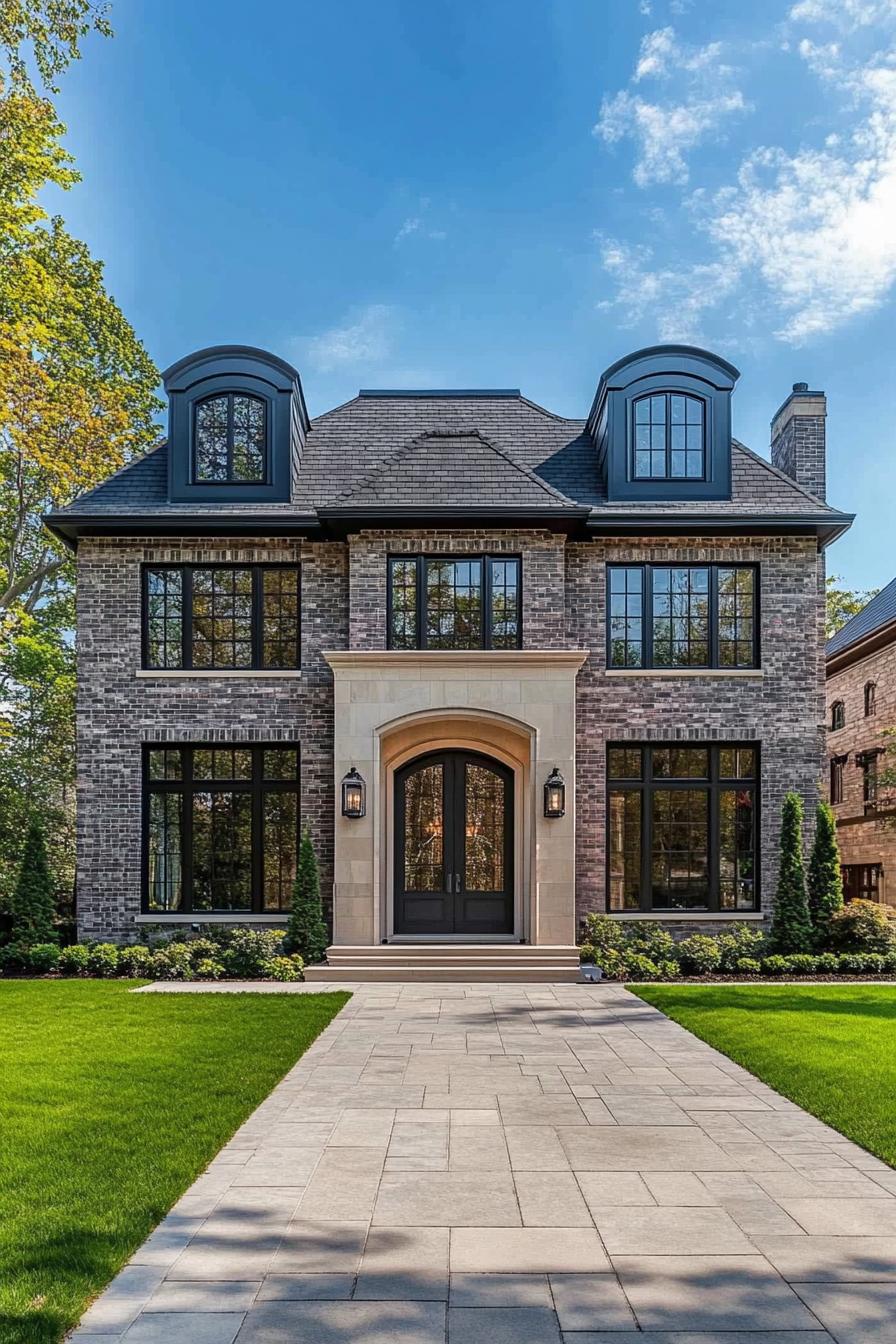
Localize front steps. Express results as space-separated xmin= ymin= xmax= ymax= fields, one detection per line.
xmin=303 ymin=943 xmax=582 ymax=983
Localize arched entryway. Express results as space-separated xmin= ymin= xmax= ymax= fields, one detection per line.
xmin=394 ymin=749 xmax=514 ymax=936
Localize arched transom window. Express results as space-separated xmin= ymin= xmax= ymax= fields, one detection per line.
xmin=194 ymin=393 xmax=266 ymax=483
xmin=633 ymin=392 xmax=705 ymax=480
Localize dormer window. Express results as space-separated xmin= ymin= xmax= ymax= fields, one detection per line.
xmin=633 ymin=393 xmax=705 ymax=480
xmin=194 ymin=393 xmax=267 ymax=483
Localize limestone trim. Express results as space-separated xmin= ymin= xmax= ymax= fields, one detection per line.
xmin=324 ymin=649 xmax=589 ymax=672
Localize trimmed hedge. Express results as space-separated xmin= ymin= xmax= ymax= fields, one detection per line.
xmin=0 ymin=927 xmax=305 ymax=981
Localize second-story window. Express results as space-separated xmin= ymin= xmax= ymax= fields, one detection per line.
xmin=608 ymin=564 xmax=758 ymax=669
xmin=193 ymin=393 xmax=267 ymax=483
xmin=143 ymin=564 xmax=299 ymax=670
xmin=830 ymin=755 xmax=846 ymax=805
xmin=859 ymin=750 xmax=881 ymax=811
xmin=830 ymin=700 xmax=845 ymax=731
xmin=865 ymin=681 xmax=877 ymax=716
xmin=633 ymin=393 xmax=705 ymax=480
xmin=388 ymin=555 xmax=521 ymax=650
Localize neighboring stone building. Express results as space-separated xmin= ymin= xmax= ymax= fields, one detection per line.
xmin=45 ymin=343 xmax=852 ymax=979
xmin=826 ymin=577 xmax=896 ymax=907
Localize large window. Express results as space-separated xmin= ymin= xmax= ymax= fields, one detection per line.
xmin=842 ymin=864 xmax=882 ymax=903
xmin=608 ymin=565 xmax=758 ymax=669
xmin=143 ymin=564 xmax=299 ymax=670
xmin=607 ymin=743 xmax=758 ymax=912
xmin=193 ymin=393 xmax=267 ymax=483
xmin=143 ymin=744 xmax=300 ymax=913
xmin=632 ymin=393 xmax=705 ymax=480
xmin=388 ymin=555 xmax=521 ymax=650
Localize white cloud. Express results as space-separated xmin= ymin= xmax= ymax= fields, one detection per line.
xmin=306 ymin=304 xmax=396 ymax=372
xmin=789 ymin=0 xmax=896 ymax=29
xmin=596 ymin=236 xmax=735 ymax=341
xmin=394 ymin=197 xmax=448 ymax=245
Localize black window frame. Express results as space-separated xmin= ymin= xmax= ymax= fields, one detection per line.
xmin=606 ymin=741 xmax=760 ymax=914
xmin=631 ymin=391 xmax=707 ymax=482
xmin=386 ymin=553 xmax=523 ymax=651
xmin=607 ymin=563 xmax=760 ymax=670
xmin=842 ymin=863 xmax=882 ymax=903
xmin=830 ymin=754 xmax=847 ymax=805
xmin=830 ymin=700 xmax=845 ymax=731
xmin=141 ymin=743 xmax=301 ymax=915
xmin=191 ymin=390 xmax=270 ymax=485
xmin=858 ymin=749 xmax=883 ymax=811
xmin=865 ymin=681 xmax=877 ymax=717
xmin=142 ymin=563 xmax=300 ymax=671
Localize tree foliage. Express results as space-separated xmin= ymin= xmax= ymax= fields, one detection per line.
xmin=807 ymin=802 xmax=843 ymax=947
xmin=769 ymin=791 xmax=813 ymax=954
xmin=8 ymin=815 xmax=57 ymax=944
xmin=285 ymin=829 xmax=329 ymax=965
xmin=826 ymin=574 xmax=879 ymax=641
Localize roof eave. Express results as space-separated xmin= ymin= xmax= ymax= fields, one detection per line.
xmin=826 ymin=614 xmax=896 ymax=674
xmin=316 ymin=504 xmax=591 ymax=536
xmin=42 ymin=511 xmax=323 ymax=548
xmin=586 ymin=511 xmax=854 ymax=546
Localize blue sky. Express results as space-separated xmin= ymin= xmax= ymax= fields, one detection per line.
xmin=49 ymin=0 xmax=896 ymax=590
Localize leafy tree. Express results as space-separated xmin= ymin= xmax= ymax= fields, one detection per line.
xmin=769 ymin=791 xmax=813 ymax=953
xmin=8 ymin=816 xmax=57 ymax=944
xmin=285 ymin=829 xmax=329 ymax=965
xmin=807 ymin=802 xmax=843 ymax=947
xmin=0 ymin=1 xmax=111 ymax=92
xmin=826 ymin=575 xmax=879 ymax=640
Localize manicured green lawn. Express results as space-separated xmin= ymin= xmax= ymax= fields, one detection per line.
xmin=0 ymin=981 xmax=349 ymax=1344
xmin=633 ymin=984 xmax=896 ymax=1168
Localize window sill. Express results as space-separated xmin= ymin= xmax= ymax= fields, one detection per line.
xmin=136 ymin=913 xmax=289 ymax=924
xmin=607 ymin=911 xmax=765 ymax=921
xmin=605 ymin=669 xmax=763 ymax=678
xmin=135 ymin=670 xmax=302 ymax=679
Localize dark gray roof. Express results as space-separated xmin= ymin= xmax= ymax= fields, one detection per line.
xmin=50 ymin=389 xmax=851 ymax=535
xmin=827 ymin=575 xmax=896 ymax=658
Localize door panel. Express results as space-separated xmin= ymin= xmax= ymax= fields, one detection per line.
xmin=394 ymin=751 xmax=513 ymax=935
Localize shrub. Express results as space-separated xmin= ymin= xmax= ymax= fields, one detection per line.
xmin=828 ymin=900 xmax=896 ymax=954
xmin=808 ymin=802 xmax=843 ymax=947
xmin=194 ymin=958 xmax=224 ymax=980
xmin=837 ymin=952 xmax=886 ymax=974
xmin=815 ymin=952 xmax=839 ymax=973
xmin=580 ymin=913 xmax=626 ymax=955
xmin=734 ymin=956 xmax=761 ymax=975
xmin=769 ymin=792 xmax=813 ymax=953
xmin=863 ymin=953 xmax=886 ymax=974
xmin=676 ymin=935 xmax=722 ymax=975
xmin=596 ymin=948 xmax=627 ymax=980
xmin=8 ymin=818 xmax=58 ymax=947
xmin=150 ymin=943 xmax=194 ymax=981
xmin=656 ymin=959 xmax=680 ymax=980
xmin=27 ymin=943 xmax=61 ymax=974
xmin=761 ymin=955 xmax=790 ymax=976
xmin=58 ymin=944 xmax=90 ymax=976
xmin=0 ymin=943 xmax=33 ymax=973
xmin=623 ymin=952 xmax=662 ymax=981
xmin=87 ymin=943 xmax=120 ymax=978
xmin=285 ymin=828 xmax=328 ymax=964
xmin=118 ymin=944 xmax=154 ymax=977
xmin=781 ymin=953 xmax=818 ymax=976
xmin=220 ymin=929 xmax=288 ymax=978
xmin=185 ymin=937 xmax=219 ymax=967
xmin=625 ymin=922 xmax=676 ymax=962
xmin=264 ymin=954 xmax=304 ymax=983
xmin=579 ymin=943 xmax=597 ymax=965
xmin=884 ymin=951 xmax=896 ymax=975
xmin=716 ymin=924 xmax=766 ymax=971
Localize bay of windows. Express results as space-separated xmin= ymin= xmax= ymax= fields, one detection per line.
xmin=144 ymin=744 xmax=300 ymax=914
xmin=143 ymin=564 xmax=299 ymax=670
xmin=388 ymin=555 xmax=521 ymax=650
xmin=607 ymin=743 xmax=758 ymax=912
xmin=608 ymin=564 xmax=757 ymax=669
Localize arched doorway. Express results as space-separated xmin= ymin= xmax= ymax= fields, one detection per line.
xmin=394 ymin=749 xmax=514 ymax=935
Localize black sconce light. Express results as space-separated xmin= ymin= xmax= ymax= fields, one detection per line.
xmin=544 ymin=767 xmax=565 ymax=818
xmin=341 ymin=767 xmax=366 ymax=818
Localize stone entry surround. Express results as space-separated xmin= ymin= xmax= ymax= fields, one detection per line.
xmin=71 ymin=983 xmax=896 ymax=1343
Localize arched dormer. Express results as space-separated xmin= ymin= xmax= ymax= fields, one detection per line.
xmin=163 ymin=346 xmax=308 ymax=504
xmin=589 ymin=345 xmax=740 ymax=504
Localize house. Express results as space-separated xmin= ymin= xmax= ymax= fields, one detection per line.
xmin=45 ymin=343 xmax=852 ymax=980
xmin=826 ymin=576 xmax=896 ymax=907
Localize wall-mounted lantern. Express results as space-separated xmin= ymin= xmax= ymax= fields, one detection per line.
xmin=544 ymin=767 xmax=565 ymax=819
xmin=341 ymin=767 xmax=366 ymax=819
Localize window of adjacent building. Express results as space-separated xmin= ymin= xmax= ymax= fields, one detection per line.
xmin=830 ymin=755 xmax=846 ymax=805
xmin=865 ymin=681 xmax=877 ymax=717
xmin=607 ymin=564 xmax=757 ymax=669
xmin=193 ymin=392 xmax=267 ymax=483
xmin=830 ymin=700 xmax=845 ymax=731
xmin=842 ymin=863 xmax=882 ymax=903
xmin=607 ymin=743 xmax=758 ymax=913
xmin=144 ymin=745 xmax=300 ymax=913
xmin=387 ymin=555 xmax=521 ymax=650
xmin=632 ymin=393 xmax=705 ymax=480
xmin=143 ymin=565 xmax=299 ymax=670
xmin=858 ymin=750 xmax=881 ymax=810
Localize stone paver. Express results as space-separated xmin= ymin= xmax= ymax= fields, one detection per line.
xmin=72 ymin=982 xmax=896 ymax=1342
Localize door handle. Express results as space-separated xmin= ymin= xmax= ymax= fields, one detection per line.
xmin=454 ymin=873 xmax=462 ymax=893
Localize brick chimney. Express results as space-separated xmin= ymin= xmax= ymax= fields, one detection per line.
xmin=771 ymin=382 xmax=827 ymax=501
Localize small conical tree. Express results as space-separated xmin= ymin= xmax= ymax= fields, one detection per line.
xmin=808 ymin=801 xmax=843 ymax=948
xmin=769 ymin=791 xmax=813 ymax=953
xmin=285 ymin=827 xmax=328 ymax=964
xmin=9 ymin=818 xmax=58 ymax=946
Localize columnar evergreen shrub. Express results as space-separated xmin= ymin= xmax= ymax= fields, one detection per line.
xmin=8 ymin=818 xmax=57 ymax=946
xmin=769 ymin=792 xmax=813 ymax=952
xmin=285 ymin=828 xmax=328 ymax=965
xmin=808 ymin=802 xmax=843 ymax=946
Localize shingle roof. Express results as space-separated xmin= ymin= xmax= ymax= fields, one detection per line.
xmin=826 ymin=575 xmax=896 ymax=658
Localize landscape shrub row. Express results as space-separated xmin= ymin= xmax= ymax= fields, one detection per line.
xmin=0 ymin=927 xmax=305 ymax=981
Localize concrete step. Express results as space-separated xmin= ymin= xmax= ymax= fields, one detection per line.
xmin=305 ymin=943 xmax=582 ymax=983
xmin=304 ymin=963 xmax=582 ymax=983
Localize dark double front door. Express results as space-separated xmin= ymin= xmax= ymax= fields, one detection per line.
xmin=394 ymin=750 xmax=514 ymax=935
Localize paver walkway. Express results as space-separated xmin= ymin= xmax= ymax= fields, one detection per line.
xmin=73 ymin=983 xmax=896 ymax=1343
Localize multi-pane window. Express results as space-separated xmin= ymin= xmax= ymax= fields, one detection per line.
xmin=842 ymin=863 xmax=882 ymax=903
xmin=859 ymin=750 xmax=881 ymax=810
xmin=633 ymin=393 xmax=705 ymax=480
xmin=607 ymin=743 xmax=758 ymax=912
xmin=830 ymin=701 xmax=845 ymax=731
xmin=830 ymin=755 xmax=846 ymax=805
xmin=143 ymin=565 xmax=299 ymax=670
xmin=194 ymin=393 xmax=266 ymax=483
xmin=865 ymin=682 xmax=877 ymax=717
xmin=608 ymin=565 xmax=757 ymax=669
xmin=144 ymin=745 xmax=300 ymax=913
xmin=388 ymin=555 xmax=521 ymax=650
